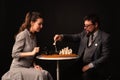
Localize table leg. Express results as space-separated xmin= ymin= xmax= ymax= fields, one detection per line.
xmin=57 ymin=60 xmax=59 ymax=80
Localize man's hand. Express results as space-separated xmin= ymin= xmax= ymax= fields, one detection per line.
xmin=82 ymin=65 xmax=90 ymax=72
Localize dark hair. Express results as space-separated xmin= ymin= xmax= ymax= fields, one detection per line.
xmin=18 ymin=11 xmax=43 ymax=33
xmin=83 ymin=14 xmax=100 ymax=26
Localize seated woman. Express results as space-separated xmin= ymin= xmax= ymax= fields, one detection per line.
xmin=1 ymin=11 xmax=53 ymax=80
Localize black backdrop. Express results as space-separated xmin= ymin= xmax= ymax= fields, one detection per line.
xmin=1 ymin=0 xmax=119 ymax=80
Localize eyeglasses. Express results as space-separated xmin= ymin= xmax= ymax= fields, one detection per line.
xmin=84 ymin=24 xmax=93 ymax=28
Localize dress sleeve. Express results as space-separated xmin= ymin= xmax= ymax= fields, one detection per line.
xmin=12 ymin=32 xmax=25 ymax=58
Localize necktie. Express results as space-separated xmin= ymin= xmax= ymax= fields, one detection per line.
xmin=88 ymin=34 xmax=93 ymax=47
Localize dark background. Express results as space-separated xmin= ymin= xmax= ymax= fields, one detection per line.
xmin=1 ymin=0 xmax=119 ymax=80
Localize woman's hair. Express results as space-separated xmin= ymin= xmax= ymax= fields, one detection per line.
xmin=14 ymin=11 xmax=43 ymax=39
xmin=18 ymin=11 xmax=43 ymax=33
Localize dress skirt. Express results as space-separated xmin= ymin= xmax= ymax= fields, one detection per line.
xmin=1 ymin=67 xmax=53 ymax=80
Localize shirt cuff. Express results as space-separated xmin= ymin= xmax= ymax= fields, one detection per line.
xmin=88 ymin=63 xmax=94 ymax=68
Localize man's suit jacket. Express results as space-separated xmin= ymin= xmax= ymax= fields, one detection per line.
xmin=63 ymin=30 xmax=111 ymax=69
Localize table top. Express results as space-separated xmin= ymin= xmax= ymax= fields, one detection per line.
xmin=36 ymin=54 xmax=79 ymax=60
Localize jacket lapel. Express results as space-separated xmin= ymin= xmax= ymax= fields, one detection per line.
xmin=90 ymin=30 xmax=102 ymax=55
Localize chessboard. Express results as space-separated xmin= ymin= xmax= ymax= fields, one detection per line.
xmin=38 ymin=54 xmax=78 ymax=58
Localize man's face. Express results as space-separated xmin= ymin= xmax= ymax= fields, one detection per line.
xmin=84 ymin=20 xmax=97 ymax=34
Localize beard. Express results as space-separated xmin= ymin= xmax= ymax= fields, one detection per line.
xmin=86 ymin=31 xmax=92 ymax=37
xmin=86 ymin=28 xmax=96 ymax=37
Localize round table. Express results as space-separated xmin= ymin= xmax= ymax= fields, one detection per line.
xmin=36 ymin=55 xmax=79 ymax=80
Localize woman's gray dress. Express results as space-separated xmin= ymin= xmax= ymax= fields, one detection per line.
xmin=1 ymin=29 xmax=53 ymax=80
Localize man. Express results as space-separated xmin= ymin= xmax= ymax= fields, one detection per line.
xmin=53 ymin=14 xmax=111 ymax=80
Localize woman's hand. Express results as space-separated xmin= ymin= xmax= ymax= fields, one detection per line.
xmin=34 ymin=64 xmax=43 ymax=70
xmin=32 ymin=47 xmax=40 ymax=55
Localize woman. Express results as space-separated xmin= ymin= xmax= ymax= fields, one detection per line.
xmin=2 ymin=11 xmax=53 ymax=80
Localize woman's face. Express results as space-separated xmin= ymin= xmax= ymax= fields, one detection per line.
xmin=30 ymin=18 xmax=43 ymax=33
xmin=84 ymin=20 xmax=98 ymax=34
